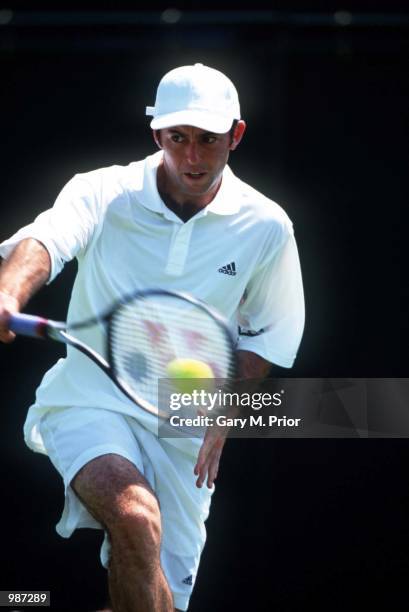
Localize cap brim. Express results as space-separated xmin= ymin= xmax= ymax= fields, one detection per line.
xmin=150 ymin=110 xmax=236 ymax=134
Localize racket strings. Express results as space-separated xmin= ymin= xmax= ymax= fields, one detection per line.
xmin=109 ymin=294 xmax=236 ymax=414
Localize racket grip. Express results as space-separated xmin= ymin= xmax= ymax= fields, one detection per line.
xmin=8 ymin=313 xmax=48 ymax=338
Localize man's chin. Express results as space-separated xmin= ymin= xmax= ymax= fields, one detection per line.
xmin=179 ymin=175 xmax=219 ymax=197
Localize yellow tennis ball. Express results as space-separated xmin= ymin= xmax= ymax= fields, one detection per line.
xmin=166 ymin=358 xmax=214 ymax=395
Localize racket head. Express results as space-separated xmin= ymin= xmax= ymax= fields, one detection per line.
xmin=106 ymin=289 xmax=238 ymax=419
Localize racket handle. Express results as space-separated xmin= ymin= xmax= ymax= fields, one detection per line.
xmin=8 ymin=313 xmax=48 ymax=338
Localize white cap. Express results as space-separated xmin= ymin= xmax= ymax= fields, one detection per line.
xmin=146 ymin=63 xmax=241 ymax=134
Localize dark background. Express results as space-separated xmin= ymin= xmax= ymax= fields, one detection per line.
xmin=1 ymin=3 xmax=409 ymax=611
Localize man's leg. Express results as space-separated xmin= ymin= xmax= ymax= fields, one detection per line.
xmin=71 ymin=453 xmax=174 ymax=612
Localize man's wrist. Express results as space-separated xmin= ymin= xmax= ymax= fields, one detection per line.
xmin=0 ymin=290 xmax=21 ymax=312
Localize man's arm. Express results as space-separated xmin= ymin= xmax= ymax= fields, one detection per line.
xmin=194 ymin=349 xmax=272 ymax=489
xmin=237 ymin=349 xmax=271 ymax=379
xmin=0 ymin=238 xmax=51 ymax=343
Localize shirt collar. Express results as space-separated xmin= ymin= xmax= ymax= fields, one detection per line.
xmin=205 ymin=164 xmax=240 ymax=215
xmin=136 ymin=150 xmax=240 ymax=217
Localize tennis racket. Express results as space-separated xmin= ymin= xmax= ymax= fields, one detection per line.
xmin=7 ymin=289 xmax=238 ymax=420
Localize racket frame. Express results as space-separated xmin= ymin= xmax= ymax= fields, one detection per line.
xmin=8 ymin=289 xmax=238 ymax=419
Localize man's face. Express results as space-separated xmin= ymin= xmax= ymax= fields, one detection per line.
xmin=153 ymin=122 xmax=246 ymax=205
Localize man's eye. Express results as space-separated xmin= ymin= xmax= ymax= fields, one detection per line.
xmin=203 ymin=136 xmax=217 ymax=144
xmin=171 ymin=134 xmax=183 ymax=143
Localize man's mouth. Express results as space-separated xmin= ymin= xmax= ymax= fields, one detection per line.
xmin=184 ymin=172 xmax=206 ymax=179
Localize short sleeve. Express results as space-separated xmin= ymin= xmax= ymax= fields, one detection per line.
xmin=237 ymin=228 xmax=305 ymax=368
xmin=0 ymin=175 xmax=101 ymax=284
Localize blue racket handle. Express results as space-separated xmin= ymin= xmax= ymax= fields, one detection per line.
xmin=8 ymin=313 xmax=48 ymax=338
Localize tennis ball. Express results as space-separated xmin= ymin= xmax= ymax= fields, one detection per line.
xmin=166 ymin=358 xmax=214 ymax=395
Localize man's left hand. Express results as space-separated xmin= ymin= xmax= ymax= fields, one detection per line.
xmin=194 ymin=424 xmax=228 ymax=489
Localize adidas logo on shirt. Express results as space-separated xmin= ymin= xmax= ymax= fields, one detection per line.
xmin=218 ymin=262 xmax=236 ymax=276
xmin=182 ymin=575 xmax=193 ymax=586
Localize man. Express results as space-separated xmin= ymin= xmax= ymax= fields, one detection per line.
xmin=0 ymin=63 xmax=305 ymax=611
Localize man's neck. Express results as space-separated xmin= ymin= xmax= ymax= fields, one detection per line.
xmin=157 ymin=189 xmax=203 ymax=223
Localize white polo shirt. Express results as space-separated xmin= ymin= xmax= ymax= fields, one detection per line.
xmin=0 ymin=151 xmax=305 ymax=456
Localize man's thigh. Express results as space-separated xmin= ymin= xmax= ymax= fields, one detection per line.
xmin=71 ymin=453 xmax=159 ymax=530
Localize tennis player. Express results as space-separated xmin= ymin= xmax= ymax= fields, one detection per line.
xmin=0 ymin=63 xmax=305 ymax=611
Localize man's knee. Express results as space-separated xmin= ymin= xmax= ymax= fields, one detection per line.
xmin=110 ymin=486 xmax=162 ymax=551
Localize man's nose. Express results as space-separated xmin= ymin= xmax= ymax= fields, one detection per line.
xmin=185 ymin=142 xmax=201 ymax=164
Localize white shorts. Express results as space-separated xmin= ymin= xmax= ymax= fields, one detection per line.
xmin=39 ymin=406 xmax=214 ymax=611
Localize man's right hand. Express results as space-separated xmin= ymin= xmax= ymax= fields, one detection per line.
xmin=0 ymin=238 xmax=51 ymax=343
xmin=0 ymin=291 xmax=19 ymax=343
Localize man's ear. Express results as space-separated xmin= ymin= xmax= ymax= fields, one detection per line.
xmin=230 ymin=120 xmax=246 ymax=151
xmin=152 ymin=129 xmax=162 ymax=149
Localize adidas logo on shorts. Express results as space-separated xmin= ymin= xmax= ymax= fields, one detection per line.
xmin=182 ymin=575 xmax=193 ymax=586
xmin=218 ymin=261 xmax=236 ymax=276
